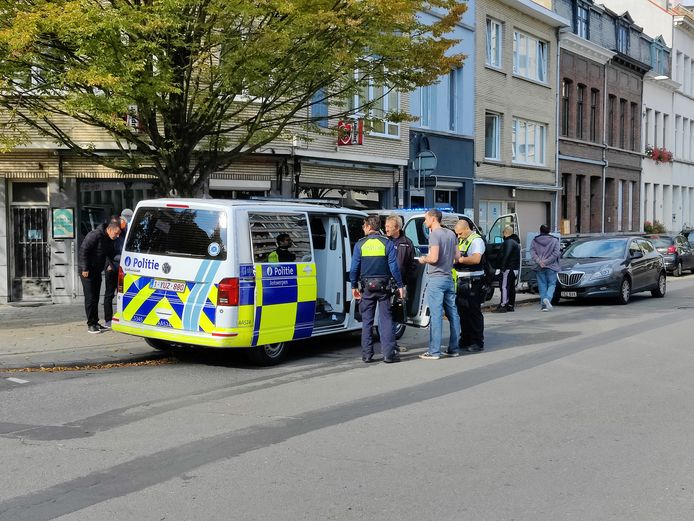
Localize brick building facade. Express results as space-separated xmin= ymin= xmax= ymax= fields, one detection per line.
xmin=555 ymin=0 xmax=654 ymax=234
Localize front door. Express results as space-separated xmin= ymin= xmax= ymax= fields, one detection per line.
xmin=9 ymin=182 xmax=51 ymax=301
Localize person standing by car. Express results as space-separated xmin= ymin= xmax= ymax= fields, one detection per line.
xmin=494 ymin=225 xmax=520 ymax=313
xmin=79 ymin=220 xmax=121 ymax=333
xmin=417 ymin=209 xmax=461 ymax=360
xmin=453 ymin=218 xmax=486 ymax=352
xmin=385 ymin=214 xmax=417 ymax=352
xmin=350 ymin=215 xmax=405 ymax=364
xmin=530 ymin=224 xmax=561 ymax=312
xmin=103 ymin=209 xmax=132 ymax=329
xmin=268 ymin=233 xmax=296 ymax=262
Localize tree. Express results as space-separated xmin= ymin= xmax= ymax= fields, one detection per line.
xmin=0 ymin=0 xmax=466 ymax=196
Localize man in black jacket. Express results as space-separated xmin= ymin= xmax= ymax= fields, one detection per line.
xmin=494 ymin=225 xmax=520 ymax=313
xmin=385 ymin=214 xmax=417 ymax=352
xmin=79 ymin=220 xmax=121 ymax=333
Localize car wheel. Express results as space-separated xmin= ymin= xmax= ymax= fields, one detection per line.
xmin=373 ymin=323 xmax=406 ymax=341
xmin=247 ymin=342 xmax=287 ymax=366
xmin=616 ymin=277 xmax=631 ymax=305
xmin=145 ymin=338 xmax=175 ymax=351
xmin=651 ymin=271 xmax=666 ymax=298
xmin=675 ymin=261 xmax=683 ymax=277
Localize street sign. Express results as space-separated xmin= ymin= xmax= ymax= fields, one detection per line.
xmin=423 ymin=175 xmax=438 ymax=188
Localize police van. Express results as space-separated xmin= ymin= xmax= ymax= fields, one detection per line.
xmin=112 ymin=198 xmax=372 ymax=365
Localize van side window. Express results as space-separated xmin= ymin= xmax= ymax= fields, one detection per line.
xmin=309 ymin=217 xmax=326 ymax=249
xmin=248 ymin=213 xmax=312 ymax=263
xmin=346 ymin=216 xmax=363 ymax=254
xmin=404 ymin=217 xmax=429 ymax=255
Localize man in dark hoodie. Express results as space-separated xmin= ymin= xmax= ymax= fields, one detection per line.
xmin=494 ymin=225 xmax=520 ymax=313
xmin=530 ymin=224 xmax=561 ymax=312
xmin=79 ymin=220 xmax=121 ymax=333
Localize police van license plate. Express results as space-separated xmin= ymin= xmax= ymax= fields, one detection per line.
xmin=150 ymin=279 xmax=186 ymax=293
xmin=561 ymin=291 xmax=577 ymax=298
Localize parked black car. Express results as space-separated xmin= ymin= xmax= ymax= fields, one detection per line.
xmin=554 ymin=236 xmax=666 ymax=305
xmin=643 ymin=234 xmax=694 ymax=277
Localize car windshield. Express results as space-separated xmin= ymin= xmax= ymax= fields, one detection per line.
xmin=647 ymin=237 xmax=673 ymax=248
xmin=563 ymin=239 xmax=626 ymax=259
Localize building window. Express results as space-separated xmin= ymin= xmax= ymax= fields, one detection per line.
xmin=577 ymin=84 xmax=586 ymax=139
xmin=619 ymin=99 xmax=626 ymax=149
xmin=311 ymin=89 xmax=329 ymax=128
xmin=513 ymin=30 xmax=547 ymax=83
xmin=486 ymin=19 xmax=503 ymax=68
xmin=485 ymin=113 xmax=500 ymax=160
xmin=420 ymin=85 xmax=433 ymax=128
xmin=630 ymin=102 xmax=637 ymax=151
xmin=576 ymin=4 xmax=589 ymax=39
xmin=590 ymin=88 xmax=599 ymax=142
xmin=561 ymin=79 xmax=571 ymax=137
xmin=663 ymin=114 xmax=669 ymax=148
xmin=617 ymin=24 xmax=629 ymax=54
xmin=350 ymin=71 xmax=400 ymax=137
xmin=512 ymin=117 xmax=546 ymax=166
xmin=654 ymin=111 xmax=660 ymax=148
xmin=608 ymin=95 xmax=616 ymax=146
xmin=449 ymin=68 xmax=459 ymax=132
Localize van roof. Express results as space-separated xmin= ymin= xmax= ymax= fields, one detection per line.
xmin=135 ymin=198 xmax=369 ymax=216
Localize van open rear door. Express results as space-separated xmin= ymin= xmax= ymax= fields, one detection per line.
xmin=486 ymin=213 xmax=521 ymax=287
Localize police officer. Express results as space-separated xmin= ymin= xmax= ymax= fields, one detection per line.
xmin=350 ymin=215 xmax=405 ymax=364
xmin=453 ymin=218 xmax=486 ymax=352
xmin=268 ymin=233 xmax=296 ymax=262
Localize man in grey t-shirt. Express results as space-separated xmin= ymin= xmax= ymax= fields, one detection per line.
xmin=417 ymin=209 xmax=462 ymax=359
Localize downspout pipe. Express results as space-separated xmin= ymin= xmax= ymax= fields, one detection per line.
xmin=602 ymin=56 xmax=609 ymax=234
xmin=555 ymin=27 xmax=566 ymax=233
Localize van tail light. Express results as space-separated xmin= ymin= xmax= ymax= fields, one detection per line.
xmin=117 ymin=266 xmax=125 ymax=294
xmin=218 ymin=277 xmax=239 ymax=306
xmin=667 ymin=246 xmax=677 ymax=254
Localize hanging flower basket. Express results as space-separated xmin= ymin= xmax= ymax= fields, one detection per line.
xmin=645 ymin=144 xmax=673 ymax=164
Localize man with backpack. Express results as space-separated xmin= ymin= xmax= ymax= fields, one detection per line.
xmin=454 ymin=218 xmax=486 ymax=352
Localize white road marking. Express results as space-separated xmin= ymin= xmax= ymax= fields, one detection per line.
xmin=7 ymin=377 xmax=29 ymax=384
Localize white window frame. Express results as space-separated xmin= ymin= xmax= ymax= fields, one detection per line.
xmin=420 ymin=85 xmax=433 ymax=128
xmin=617 ymin=24 xmax=629 ymax=54
xmin=513 ymin=30 xmax=547 ymax=83
xmin=512 ymin=117 xmax=547 ymax=166
xmin=486 ymin=19 xmax=503 ymax=68
xmin=576 ymin=5 xmax=589 ymax=39
xmin=350 ymin=70 xmax=400 ymax=138
xmin=485 ymin=113 xmax=501 ymax=160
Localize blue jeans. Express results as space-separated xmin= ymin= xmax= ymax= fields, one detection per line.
xmin=536 ymin=268 xmax=557 ymax=305
xmin=426 ymin=275 xmax=461 ymax=355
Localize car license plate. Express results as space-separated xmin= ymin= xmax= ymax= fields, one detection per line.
xmin=150 ymin=279 xmax=186 ymax=293
xmin=561 ymin=291 xmax=577 ymax=298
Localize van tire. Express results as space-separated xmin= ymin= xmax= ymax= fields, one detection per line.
xmin=248 ymin=342 xmax=287 ymax=366
xmin=373 ymin=323 xmax=406 ymax=341
xmin=145 ymin=338 xmax=175 ymax=351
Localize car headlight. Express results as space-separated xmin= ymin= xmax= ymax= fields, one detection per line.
xmin=589 ymin=265 xmax=613 ymax=280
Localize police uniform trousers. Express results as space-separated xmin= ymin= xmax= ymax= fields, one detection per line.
xmin=359 ymin=286 xmax=396 ymax=361
xmin=81 ymin=272 xmax=103 ymax=327
xmin=456 ymin=277 xmax=485 ymax=349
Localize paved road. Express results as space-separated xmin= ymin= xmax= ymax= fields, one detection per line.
xmin=1 ymin=277 xmax=693 ymax=520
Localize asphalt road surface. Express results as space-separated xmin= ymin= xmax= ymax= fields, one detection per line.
xmin=2 ymin=277 xmax=694 ymax=521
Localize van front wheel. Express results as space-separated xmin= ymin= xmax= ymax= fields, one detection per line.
xmin=248 ymin=342 xmax=288 ymax=366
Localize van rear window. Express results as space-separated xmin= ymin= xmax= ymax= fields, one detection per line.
xmin=126 ymin=207 xmax=227 ymax=260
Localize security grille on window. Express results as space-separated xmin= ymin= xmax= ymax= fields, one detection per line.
xmin=248 ymin=213 xmax=312 ymax=263
xmin=513 ymin=31 xmax=547 ymax=83
xmin=486 ymin=19 xmax=502 ymax=68
xmin=512 ymin=118 xmax=546 ymax=166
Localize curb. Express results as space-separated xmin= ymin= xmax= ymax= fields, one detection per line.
xmin=0 ymin=350 xmax=169 ymax=371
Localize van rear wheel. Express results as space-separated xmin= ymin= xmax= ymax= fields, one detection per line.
xmin=145 ymin=338 xmax=175 ymax=351
xmin=248 ymin=342 xmax=288 ymax=366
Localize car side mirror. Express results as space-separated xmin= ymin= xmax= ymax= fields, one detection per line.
xmin=630 ymin=250 xmax=643 ymax=259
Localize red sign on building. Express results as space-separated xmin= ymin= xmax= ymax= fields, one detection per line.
xmin=337 ymin=119 xmax=363 ymax=146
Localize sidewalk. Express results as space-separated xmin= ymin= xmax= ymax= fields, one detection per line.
xmin=0 ymin=291 xmax=539 ymax=370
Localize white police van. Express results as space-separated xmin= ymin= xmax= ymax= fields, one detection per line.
xmin=112 ymin=198 xmax=371 ymax=364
